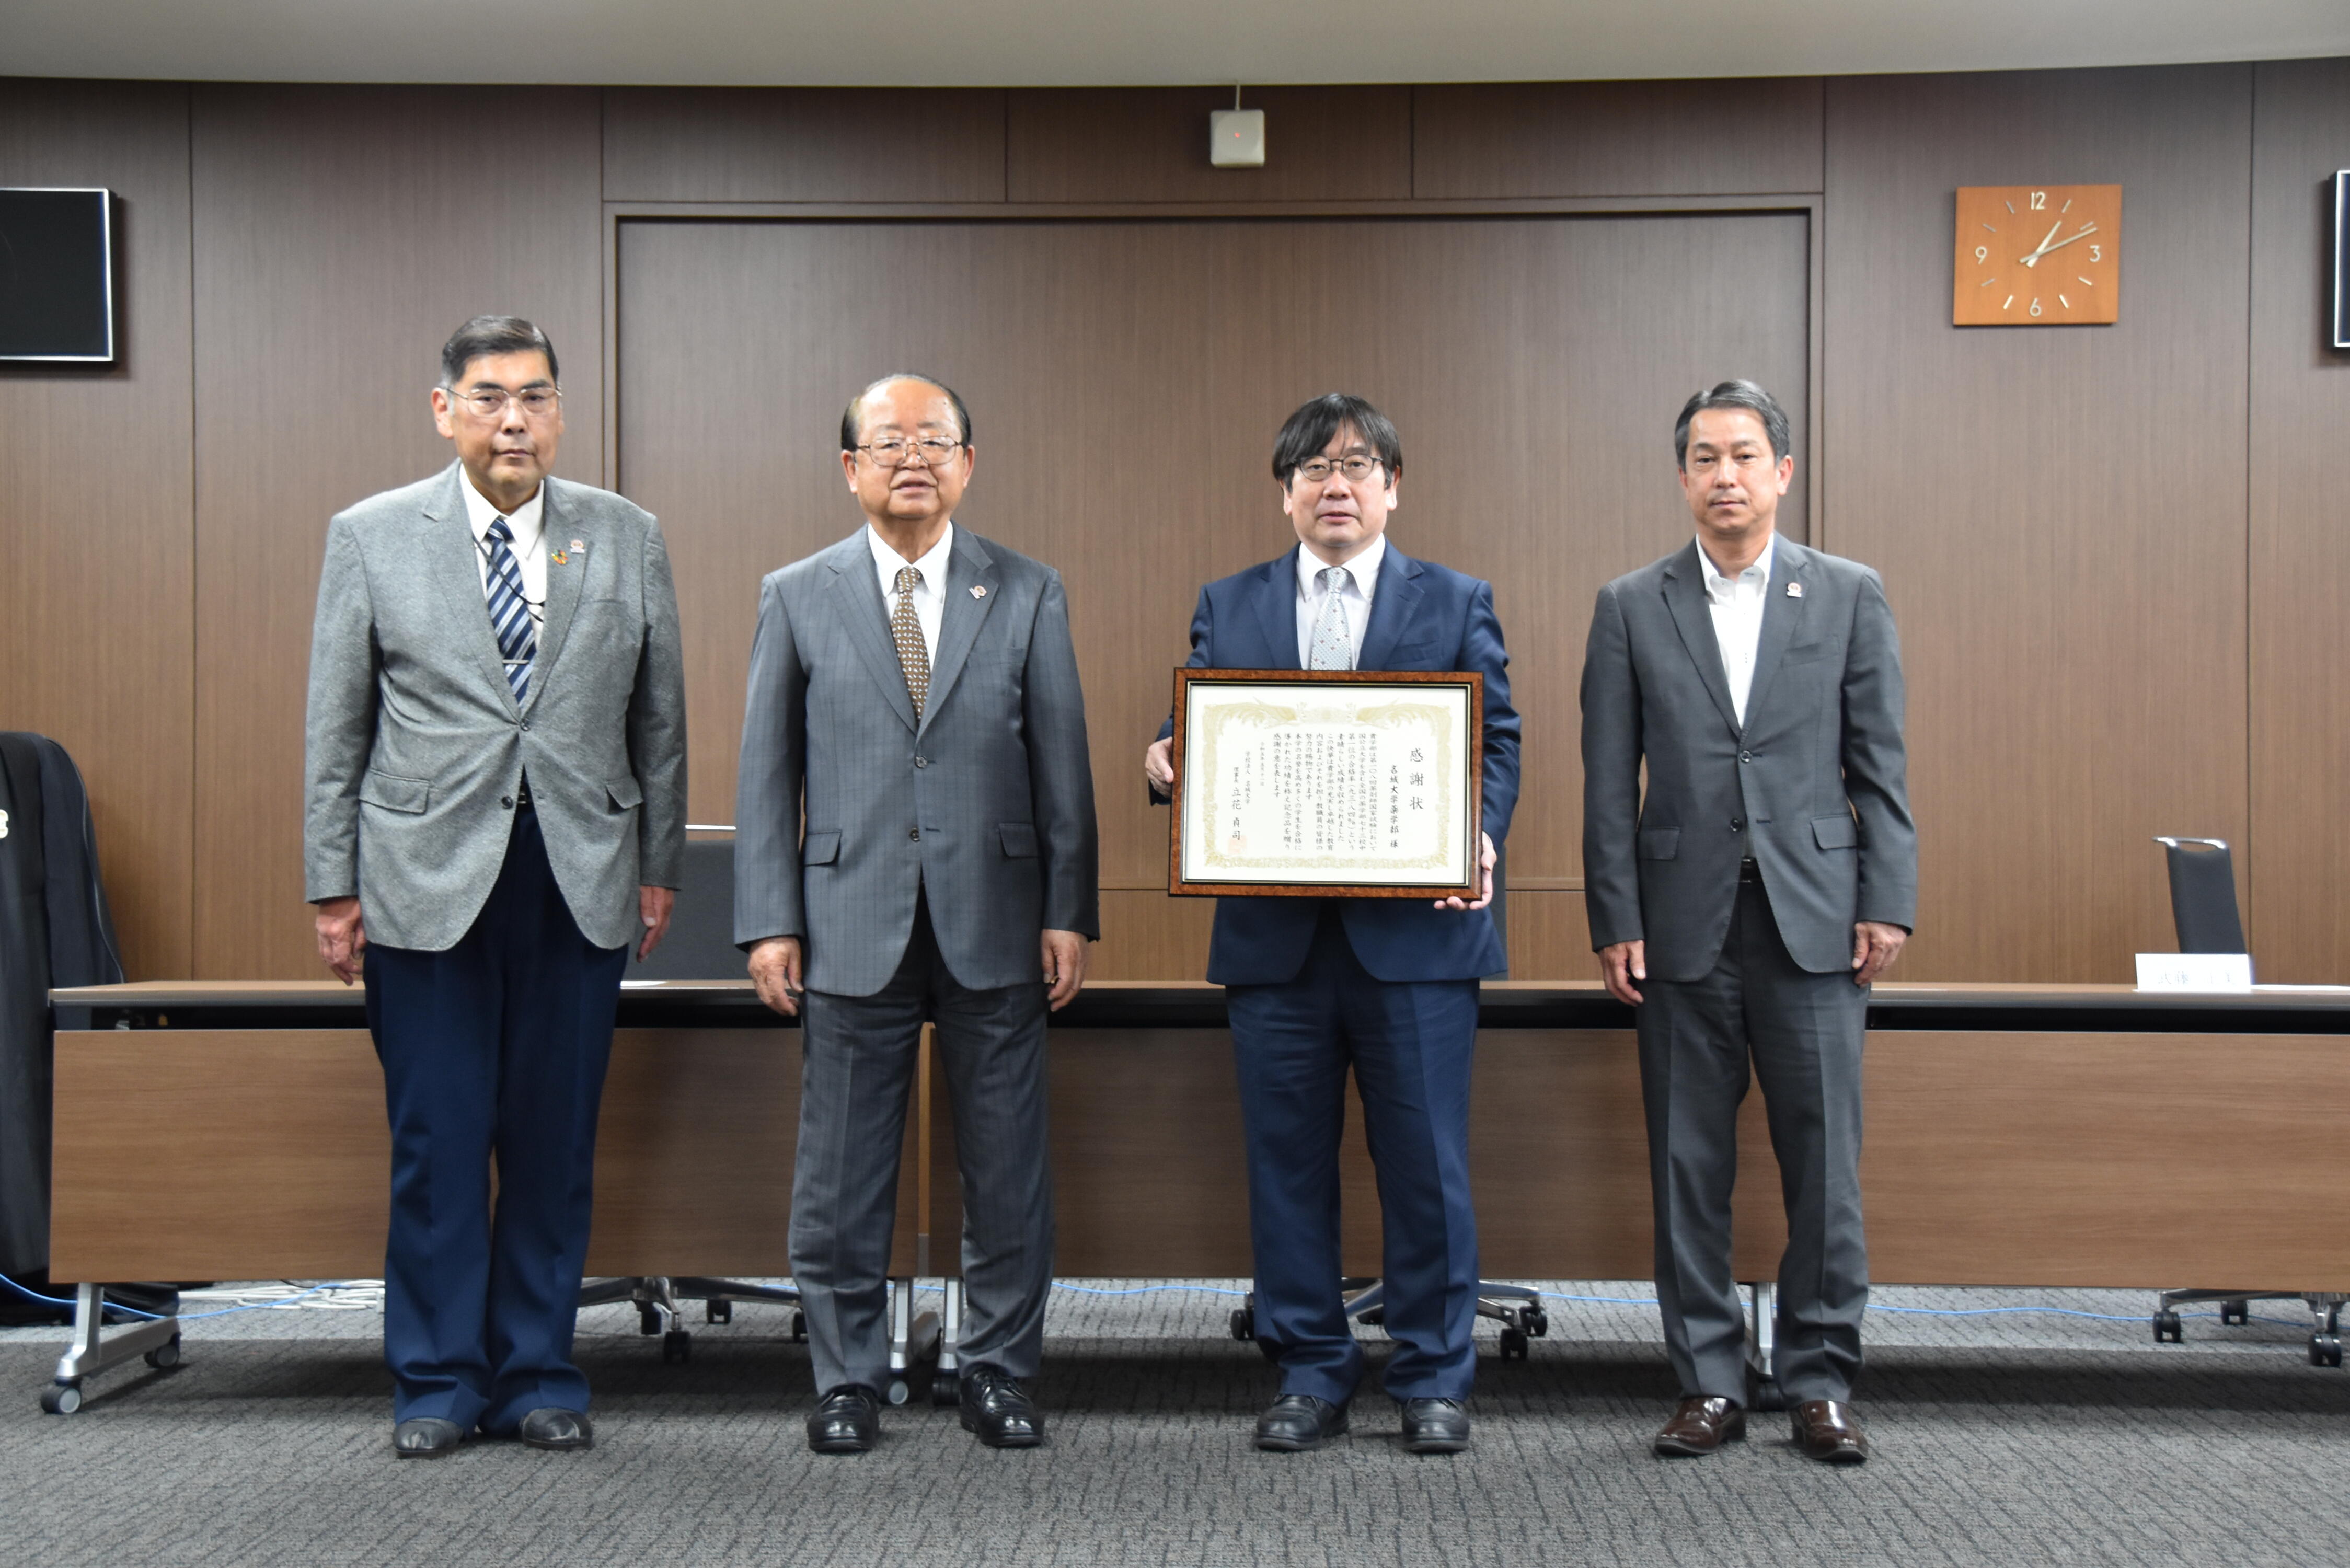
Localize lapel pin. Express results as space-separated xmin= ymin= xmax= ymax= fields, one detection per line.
xmin=1786 ymin=581 xmax=1804 ymax=598
xmin=971 ymin=584 xmax=987 ymax=598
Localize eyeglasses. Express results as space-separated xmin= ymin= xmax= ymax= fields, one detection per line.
xmin=1292 ymin=455 xmax=1384 ymax=485
xmin=447 ymin=386 xmax=561 ymax=419
xmin=856 ymin=436 xmax=965 ymax=468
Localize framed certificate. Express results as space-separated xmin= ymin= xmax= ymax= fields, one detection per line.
xmin=1168 ymin=668 xmax=1484 ymax=898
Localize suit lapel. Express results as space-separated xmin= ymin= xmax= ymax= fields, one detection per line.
xmin=423 ymin=465 xmax=521 ymax=713
xmin=824 ymin=531 xmax=919 ymax=734
xmin=920 ymin=528 xmax=998 ymax=737
xmin=1353 ymin=544 xmax=1424 ymax=671
xmin=1662 ymin=541 xmax=1742 ymax=737
xmin=524 ymin=482 xmax=589 ymax=715
xmin=1251 ymin=549 xmax=1303 ymax=671
xmin=1740 ymin=538 xmax=1810 ymax=724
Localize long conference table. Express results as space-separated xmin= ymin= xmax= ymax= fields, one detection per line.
xmin=36 ymin=978 xmax=2350 ymax=1409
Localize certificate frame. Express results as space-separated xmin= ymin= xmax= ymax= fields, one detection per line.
xmin=1167 ymin=667 xmax=1484 ymax=899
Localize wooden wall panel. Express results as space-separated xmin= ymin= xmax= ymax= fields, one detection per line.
xmin=1090 ymin=890 xmax=1213 ymax=981
xmin=189 ymin=85 xmax=606 ymax=978
xmin=2245 ymin=58 xmax=2350 ymax=984
xmin=0 ymin=80 xmax=195 ymax=978
xmin=617 ymin=213 xmax=1807 ymax=951
xmin=1007 ymin=87 xmax=1410 ymax=203
xmin=1413 ymin=79 xmax=1825 ymax=199
xmin=603 ymin=88 xmax=1007 ymax=203
xmin=1503 ymin=889 xmax=1599 ymax=981
xmin=1823 ymin=66 xmax=2255 ymax=983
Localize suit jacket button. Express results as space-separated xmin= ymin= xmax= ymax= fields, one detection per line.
xmin=909 ymin=828 xmax=921 ymax=840
xmin=502 ymin=795 xmax=515 ymax=810
xmin=914 ymin=757 xmax=927 ymax=768
xmin=1730 ymin=817 xmax=1743 ymax=832
xmin=1738 ymin=750 xmax=1751 ymax=763
xmin=520 ymin=721 xmax=531 ymax=732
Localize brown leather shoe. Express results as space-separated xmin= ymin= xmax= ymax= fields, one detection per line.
xmin=1790 ymin=1400 xmax=1870 ymax=1464
xmin=1653 ymin=1395 xmax=1746 ymax=1456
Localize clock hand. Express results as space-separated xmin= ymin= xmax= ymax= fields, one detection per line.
xmin=2021 ymin=222 xmax=2096 ymax=268
xmin=2016 ymin=218 xmax=2065 ymax=266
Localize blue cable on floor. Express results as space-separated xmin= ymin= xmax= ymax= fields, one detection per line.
xmin=0 ymin=1273 xmax=363 ymax=1322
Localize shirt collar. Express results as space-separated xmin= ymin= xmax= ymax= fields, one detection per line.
xmin=1297 ymin=533 xmax=1386 ymax=602
xmin=459 ymin=467 xmax=544 ymax=546
xmin=868 ymin=521 xmax=956 ymax=589
xmin=1696 ymin=531 xmax=1774 ymax=597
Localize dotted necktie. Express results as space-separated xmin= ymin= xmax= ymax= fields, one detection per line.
xmin=1308 ymin=566 xmax=1354 ymax=670
xmin=892 ymin=565 xmax=930 ymax=717
xmin=483 ymin=517 xmax=536 ymax=704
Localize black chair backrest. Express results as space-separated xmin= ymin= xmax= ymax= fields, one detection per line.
xmin=630 ymin=836 xmax=743 ymax=980
xmin=2157 ymin=837 xmax=2247 ymax=954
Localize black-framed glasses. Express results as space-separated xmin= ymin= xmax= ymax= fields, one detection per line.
xmin=1292 ymin=455 xmax=1384 ymax=485
xmin=448 ymin=385 xmax=561 ymax=419
xmin=856 ymin=436 xmax=965 ymax=468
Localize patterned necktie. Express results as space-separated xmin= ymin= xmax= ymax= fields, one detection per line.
xmin=892 ymin=564 xmax=930 ymax=717
xmin=484 ymin=517 xmax=535 ymax=704
xmin=1308 ymin=566 xmax=1354 ymax=670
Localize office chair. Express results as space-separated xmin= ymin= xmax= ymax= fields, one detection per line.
xmin=578 ymin=833 xmax=810 ymax=1366
xmin=2144 ymin=837 xmax=2345 ymax=1366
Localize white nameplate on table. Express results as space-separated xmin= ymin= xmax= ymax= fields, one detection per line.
xmin=2134 ymin=953 xmax=2254 ymax=992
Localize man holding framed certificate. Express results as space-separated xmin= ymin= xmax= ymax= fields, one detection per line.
xmin=1144 ymin=393 xmax=1519 ymax=1454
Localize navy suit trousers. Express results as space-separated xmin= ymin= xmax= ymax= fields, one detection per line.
xmin=363 ymin=805 xmax=627 ymax=1429
xmin=1225 ymin=904 xmax=1481 ymax=1404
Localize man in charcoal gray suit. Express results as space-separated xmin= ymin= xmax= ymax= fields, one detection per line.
xmin=306 ymin=315 xmax=686 ymax=1458
xmin=735 ymin=373 xmax=1097 ymax=1454
xmin=1581 ymin=381 xmax=1914 ymax=1465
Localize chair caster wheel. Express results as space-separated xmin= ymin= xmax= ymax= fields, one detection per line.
xmin=705 ymin=1300 xmax=732 ymax=1325
xmin=1229 ymin=1306 xmax=1254 ymax=1341
xmin=931 ymin=1371 xmax=960 ymax=1406
xmin=637 ymin=1306 xmax=662 ymax=1337
xmin=885 ymin=1378 xmax=911 ymax=1406
xmin=40 ymin=1382 xmax=83 ymax=1415
xmin=791 ymin=1310 xmax=807 ymax=1343
xmin=144 ymin=1334 xmax=181 ymax=1369
xmin=1499 ymin=1327 xmax=1528 ymax=1361
xmin=2220 ymin=1299 xmax=2249 ymax=1325
xmin=661 ymin=1330 xmax=692 ymax=1365
xmin=1745 ymin=1367 xmax=1787 ymax=1412
xmin=2311 ymin=1334 xmax=2343 ymax=1369
xmin=1525 ymin=1306 xmax=1550 ymax=1338
xmin=2153 ymin=1310 xmax=2183 ymax=1343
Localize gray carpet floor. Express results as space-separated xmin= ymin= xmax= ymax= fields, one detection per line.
xmin=1 ymin=1282 xmax=2344 ymax=1566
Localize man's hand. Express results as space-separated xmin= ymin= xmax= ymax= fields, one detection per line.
xmin=1042 ymin=929 xmax=1089 ymax=1011
xmin=637 ymin=886 xmax=676 ymax=962
xmin=1600 ymin=939 xmax=1646 ymax=1006
xmin=1144 ymin=736 xmax=1176 ymax=797
xmin=748 ymin=936 xmax=804 ymax=1016
xmin=1434 ymin=833 xmax=1499 ymax=912
xmin=315 ymin=896 xmax=367 ymax=986
xmin=1852 ymin=920 xmax=1907 ymax=987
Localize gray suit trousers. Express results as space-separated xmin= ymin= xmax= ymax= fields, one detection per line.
xmin=1638 ymin=878 xmax=1869 ymax=1404
xmin=789 ymin=895 xmax=1053 ymax=1394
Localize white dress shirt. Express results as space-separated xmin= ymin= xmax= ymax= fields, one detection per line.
xmin=1294 ymin=534 xmax=1385 ymax=668
xmin=1698 ymin=532 xmax=1775 ymax=726
xmin=458 ymin=469 xmax=548 ymax=632
xmin=868 ymin=522 xmax=955 ymax=664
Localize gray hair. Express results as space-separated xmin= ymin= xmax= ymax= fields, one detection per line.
xmin=1674 ymin=380 xmax=1790 ymax=468
xmin=841 ymin=373 xmax=971 ymax=452
xmin=440 ymin=316 xmax=558 ymax=387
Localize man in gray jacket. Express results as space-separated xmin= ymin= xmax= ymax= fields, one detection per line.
xmin=305 ymin=316 xmax=686 ymax=1459
xmin=1581 ymin=381 xmax=1914 ymax=1466
xmin=735 ymin=374 xmax=1097 ymax=1455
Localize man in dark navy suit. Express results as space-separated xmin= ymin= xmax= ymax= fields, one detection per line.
xmin=1145 ymin=394 xmax=1519 ymax=1455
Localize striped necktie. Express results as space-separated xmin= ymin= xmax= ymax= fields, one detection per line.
xmin=484 ymin=517 xmax=535 ymax=704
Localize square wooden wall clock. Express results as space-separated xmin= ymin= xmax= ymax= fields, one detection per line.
xmin=1953 ymin=185 xmax=2120 ymax=326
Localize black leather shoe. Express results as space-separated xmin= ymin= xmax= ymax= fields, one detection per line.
xmin=959 ymin=1368 xmax=1043 ymax=1448
xmin=1398 ymin=1397 xmax=1471 ymax=1454
xmin=1254 ymin=1393 xmax=1349 ymax=1452
xmin=1790 ymin=1399 xmax=1870 ymax=1465
xmin=516 ymin=1407 xmax=594 ymax=1451
xmin=391 ymin=1417 xmax=466 ymax=1458
xmin=807 ymin=1385 xmax=881 ymax=1454
xmin=1654 ymin=1395 xmax=1746 ymax=1457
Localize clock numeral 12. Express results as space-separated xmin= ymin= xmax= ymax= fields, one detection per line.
xmin=2030 ymin=190 xmax=2047 ymax=210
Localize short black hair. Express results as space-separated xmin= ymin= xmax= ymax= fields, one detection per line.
xmin=1271 ymin=393 xmax=1402 ymax=486
xmin=841 ymin=373 xmax=972 ymax=452
xmin=440 ymin=316 xmax=558 ymax=388
xmin=1674 ymin=380 xmax=1790 ymax=468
